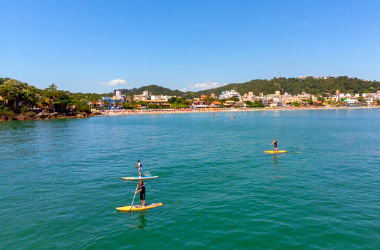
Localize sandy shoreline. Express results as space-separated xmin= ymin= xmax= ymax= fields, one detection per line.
xmin=99 ymin=106 xmax=380 ymax=116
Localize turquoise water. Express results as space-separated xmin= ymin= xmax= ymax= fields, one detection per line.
xmin=1 ymin=109 xmax=380 ymax=249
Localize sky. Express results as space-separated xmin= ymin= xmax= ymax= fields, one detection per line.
xmin=1 ymin=0 xmax=380 ymax=93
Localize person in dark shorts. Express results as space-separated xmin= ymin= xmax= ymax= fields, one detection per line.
xmin=271 ymin=139 xmax=278 ymax=152
xmin=135 ymin=181 xmax=146 ymax=207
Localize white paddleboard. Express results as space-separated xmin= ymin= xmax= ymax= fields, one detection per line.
xmin=121 ymin=176 xmax=158 ymax=180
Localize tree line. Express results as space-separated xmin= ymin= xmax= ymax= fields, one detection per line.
xmin=0 ymin=78 xmax=99 ymax=115
xmin=116 ymin=84 xmax=184 ymax=97
xmin=188 ymin=76 xmax=380 ymax=98
xmin=115 ymin=77 xmax=380 ymax=99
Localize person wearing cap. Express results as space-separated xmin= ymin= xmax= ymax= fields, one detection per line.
xmin=136 ymin=160 xmax=142 ymax=177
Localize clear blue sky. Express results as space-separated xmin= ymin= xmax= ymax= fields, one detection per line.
xmin=1 ymin=0 xmax=379 ymax=93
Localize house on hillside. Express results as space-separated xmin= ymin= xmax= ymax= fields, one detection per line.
xmin=219 ymin=90 xmax=241 ymax=100
xmin=134 ymin=91 xmax=150 ymax=101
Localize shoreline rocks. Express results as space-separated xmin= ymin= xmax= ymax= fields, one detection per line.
xmin=0 ymin=112 xmax=94 ymax=122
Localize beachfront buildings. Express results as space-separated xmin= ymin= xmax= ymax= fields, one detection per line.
xmin=219 ymin=90 xmax=241 ymax=100
xmin=101 ymin=90 xmax=126 ymax=107
xmin=96 ymin=90 xmax=177 ymax=109
xmin=195 ymin=88 xmax=380 ymax=108
xmin=192 ymin=101 xmax=209 ymax=109
xmin=93 ymin=88 xmax=380 ymax=110
xmin=145 ymin=100 xmax=171 ymax=108
xmin=134 ymin=91 xmax=176 ymax=102
xmin=134 ymin=91 xmax=150 ymax=101
xmin=210 ymin=101 xmax=221 ymax=108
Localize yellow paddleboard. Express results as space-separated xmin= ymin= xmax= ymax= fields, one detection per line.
xmin=265 ymin=150 xmax=287 ymax=154
xmin=116 ymin=203 xmax=163 ymax=212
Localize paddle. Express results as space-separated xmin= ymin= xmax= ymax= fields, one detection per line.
xmin=130 ymin=183 xmax=139 ymax=212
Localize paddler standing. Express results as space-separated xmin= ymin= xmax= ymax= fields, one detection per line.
xmin=135 ymin=181 xmax=146 ymax=207
xmin=271 ymin=139 xmax=278 ymax=152
xmin=136 ymin=160 xmax=142 ymax=177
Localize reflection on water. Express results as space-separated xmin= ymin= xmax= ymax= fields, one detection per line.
xmin=130 ymin=211 xmax=147 ymax=229
xmin=2 ymin=109 xmax=380 ymax=249
xmin=273 ymin=154 xmax=278 ymax=167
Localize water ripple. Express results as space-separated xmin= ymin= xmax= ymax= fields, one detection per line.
xmin=1 ymin=110 xmax=380 ymax=249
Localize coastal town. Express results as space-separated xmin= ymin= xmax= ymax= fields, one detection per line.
xmin=89 ymin=88 xmax=380 ymax=113
xmin=1 ymin=76 xmax=380 ymax=121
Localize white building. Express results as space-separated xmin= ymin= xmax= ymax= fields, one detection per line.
xmin=344 ymin=98 xmax=358 ymax=105
xmin=219 ymin=90 xmax=242 ymax=100
xmin=151 ymin=95 xmax=164 ymax=100
xmin=134 ymin=91 xmax=151 ymax=101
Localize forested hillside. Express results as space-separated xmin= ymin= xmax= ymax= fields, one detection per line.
xmin=193 ymin=77 xmax=380 ymax=97
xmin=116 ymin=85 xmax=184 ymax=97
xmin=120 ymin=77 xmax=380 ymax=99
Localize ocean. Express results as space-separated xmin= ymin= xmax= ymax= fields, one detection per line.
xmin=1 ymin=109 xmax=380 ymax=249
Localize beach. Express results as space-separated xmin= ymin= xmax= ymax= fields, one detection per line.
xmin=100 ymin=105 xmax=380 ymax=116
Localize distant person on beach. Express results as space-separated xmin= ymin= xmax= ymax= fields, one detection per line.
xmin=271 ymin=139 xmax=278 ymax=152
xmin=135 ymin=181 xmax=146 ymax=207
xmin=136 ymin=160 xmax=142 ymax=177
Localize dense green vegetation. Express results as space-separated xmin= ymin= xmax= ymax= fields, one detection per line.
xmin=167 ymin=97 xmax=191 ymax=108
xmin=70 ymin=92 xmax=113 ymax=101
xmin=116 ymin=85 xmax=185 ymax=97
xmin=244 ymin=100 xmax=265 ymax=108
xmin=0 ymin=78 xmax=93 ymax=114
xmin=147 ymin=104 xmax=162 ymax=109
xmin=192 ymin=76 xmax=380 ymax=97
xmin=292 ymin=102 xmax=301 ymax=107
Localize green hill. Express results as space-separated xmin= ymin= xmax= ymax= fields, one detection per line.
xmin=193 ymin=77 xmax=380 ymax=97
xmin=116 ymin=85 xmax=184 ymax=97
xmin=116 ymin=77 xmax=380 ymax=99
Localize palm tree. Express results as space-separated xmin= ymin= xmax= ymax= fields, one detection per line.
xmin=104 ymin=101 xmax=110 ymax=109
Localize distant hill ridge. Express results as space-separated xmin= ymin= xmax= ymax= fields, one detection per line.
xmin=197 ymin=77 xmax=380 ymax=97
xmin=115 ymin=85 xmax=183 ymax=97
xmin=117 ymin=76 xmax=380 ymax=98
